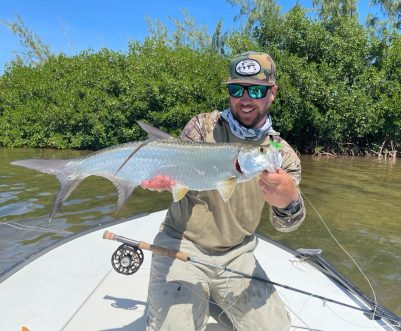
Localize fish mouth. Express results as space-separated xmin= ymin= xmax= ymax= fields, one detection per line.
xmin=234 ymin=159 xmax=243 ymax=174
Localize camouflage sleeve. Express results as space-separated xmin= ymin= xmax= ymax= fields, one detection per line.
xmin=180 ymin=114 xmax=208 ymax=142
xmin=180 ymin=111 xmax=221 ymax=142
xmin=269 ymin=139 xmax=306 ymax=232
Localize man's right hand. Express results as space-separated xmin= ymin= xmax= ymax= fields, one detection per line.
xmin=140 ymin=175 xmax=176 ymax=192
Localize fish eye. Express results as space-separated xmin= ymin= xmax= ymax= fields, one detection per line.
xmin=259 ymin=147 xmax=264 ymax=153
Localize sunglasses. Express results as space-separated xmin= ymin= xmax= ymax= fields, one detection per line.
xmin=227 ymin=84 xmax=271 ymax=99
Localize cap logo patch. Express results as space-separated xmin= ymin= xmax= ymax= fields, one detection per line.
xmin=235 ymin=59 xmax=261 ymax=76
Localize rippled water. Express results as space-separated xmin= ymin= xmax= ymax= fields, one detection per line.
xmin=258 ymin=155 xmax=401 ymax=316
xmin=0 ymin=147 xmax=400 ymax=315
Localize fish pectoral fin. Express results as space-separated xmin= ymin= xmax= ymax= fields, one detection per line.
xmin=216 ymin=177 xmax=237 ymax=202
xmin=114 ymin=141 xmax=150 ymax=176
xmin=172 ymin=184 xmax=189 ymax=202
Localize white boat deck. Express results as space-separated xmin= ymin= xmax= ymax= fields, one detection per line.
xmin=0 ymin=210 xmax=396 ymax=331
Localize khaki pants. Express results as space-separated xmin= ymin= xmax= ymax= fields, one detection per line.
xmin=146 ymin=229 xmax=291 ymax=331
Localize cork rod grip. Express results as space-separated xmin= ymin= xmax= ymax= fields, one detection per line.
xmin=103 ymin=231 xmax=189 ymax=262
xmin=138 ymin=242 xmax=189 ymax=262
xmin=103 ymin=230 xmax=116 ymax=241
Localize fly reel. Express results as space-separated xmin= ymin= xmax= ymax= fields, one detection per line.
xmin=111 ymin=244 xmax=144 ymax=275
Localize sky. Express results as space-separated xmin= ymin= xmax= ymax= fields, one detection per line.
xmin=1 ymin=0 xmax=382 ymax=74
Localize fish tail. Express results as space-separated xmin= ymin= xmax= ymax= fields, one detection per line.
xmin=11 ymin=159 xmax=84 ymax=222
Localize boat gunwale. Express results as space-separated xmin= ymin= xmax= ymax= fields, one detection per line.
xmin=0 ymin=212 xmax=148 ymax=283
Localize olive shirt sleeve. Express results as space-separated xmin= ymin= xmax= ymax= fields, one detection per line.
xmin=269 ymin=139 xmax=306 ymax=232
xmin=180 ymin=112 xmax=306 ymax=232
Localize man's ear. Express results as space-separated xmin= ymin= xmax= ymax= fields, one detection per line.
xmin=269 ymin=85 xmax=278 ymax=102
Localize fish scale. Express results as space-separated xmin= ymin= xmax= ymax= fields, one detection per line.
xmin=114 ymin=140 xmax=240 ymax=190
xmin=10 ymin=123 xmax=282 ymax=221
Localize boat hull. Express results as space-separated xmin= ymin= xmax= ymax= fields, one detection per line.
xmin=0 ymin=210 xmax=398 ymax=330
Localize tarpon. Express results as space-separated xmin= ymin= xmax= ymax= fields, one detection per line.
xmin=11 ymin=122 xmax=282 ymax=221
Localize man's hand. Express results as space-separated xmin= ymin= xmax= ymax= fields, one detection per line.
xmin=140 ymin=175 xmax=176 ymax=192
xmin=258 ymin=169 xmax=299 ymax=208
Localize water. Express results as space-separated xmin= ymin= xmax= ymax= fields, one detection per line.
xmin=0 ymin=147 xmax=400 ymax=316
xmin=258 ymin=155 xmax=401 ymax=316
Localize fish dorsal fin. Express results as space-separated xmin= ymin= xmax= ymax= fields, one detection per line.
xmin=137 ymin=121 xmax=174 ymax=140
xmin=216 ymin=177 xmax=237 ymax=202
xmin=172 ymin=184 xmax=189 ymax=202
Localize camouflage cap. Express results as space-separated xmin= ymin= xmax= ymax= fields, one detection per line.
xmin=225 ymin=51 xmax=276 ymax=86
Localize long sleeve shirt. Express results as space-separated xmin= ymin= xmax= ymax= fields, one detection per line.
xmin=162 ymin=111 xmax=305 ymax=251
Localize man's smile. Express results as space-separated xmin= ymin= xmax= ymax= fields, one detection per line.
xmin=241 ymin=107 xmax=254 ymax=113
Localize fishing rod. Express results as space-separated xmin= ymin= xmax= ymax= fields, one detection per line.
xmin=103 ymin=230 xmax=399 ymax=325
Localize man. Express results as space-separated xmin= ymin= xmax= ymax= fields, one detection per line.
xmin=142 ymin=51 xmax=305 ymax=331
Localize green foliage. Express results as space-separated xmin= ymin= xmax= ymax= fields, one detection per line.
xmin=0 ymin=41 xmax=228 ymax=149
xmin=125 ymin=40 xmax=228 ymax=135
xmin=1 ymin=4 xmax=400 ymax=155
xmin=255 ymin=5 xmax=401 ymax=154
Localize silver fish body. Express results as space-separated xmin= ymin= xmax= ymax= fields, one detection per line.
xmin=74 ymin=140 xmax=276 ymax=188
xmin=11 ymin=128 xmax=282 ymax=221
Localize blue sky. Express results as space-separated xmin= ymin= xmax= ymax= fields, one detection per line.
xmin=1 ymin=0 xmax=380 ymax=74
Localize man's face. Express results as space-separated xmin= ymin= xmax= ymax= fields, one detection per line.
xmin=228 ymin=83 xmax=277 ymax=129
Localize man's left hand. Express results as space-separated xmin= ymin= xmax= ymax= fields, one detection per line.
xmin=258 ymin=169 xmax=299 ymax=208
